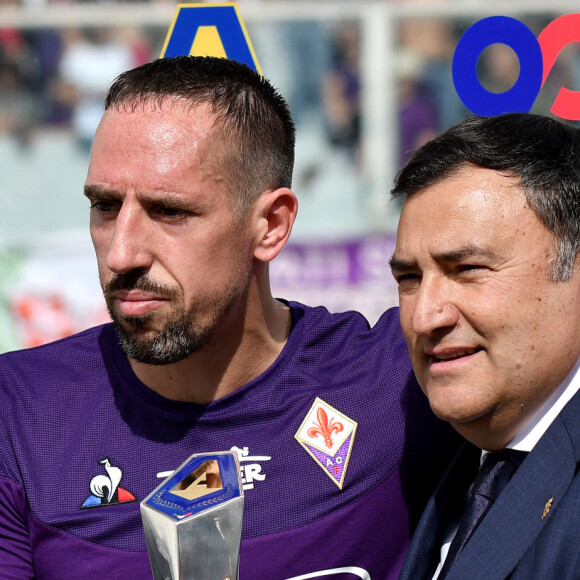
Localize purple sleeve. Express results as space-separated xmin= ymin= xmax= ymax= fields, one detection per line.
xmin=0 ymin=477 xmax=35 ymax=579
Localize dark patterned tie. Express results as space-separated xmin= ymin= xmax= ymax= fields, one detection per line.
xmin=438 ymin=448 xmax=528 ymax=579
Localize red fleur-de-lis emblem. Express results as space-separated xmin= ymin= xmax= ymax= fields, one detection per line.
xmin=307 ymin=407 xmax=344 ymax=449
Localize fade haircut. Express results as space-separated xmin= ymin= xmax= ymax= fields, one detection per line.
xmin=392 ymin=113 xmax=580 ymax=281
xmin=105 ymin=56 xmax=295 ymax=216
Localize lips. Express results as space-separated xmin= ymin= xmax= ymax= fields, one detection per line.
xmin=433 ymin=348 xmax=478 ymax=362
xmin=425 ymin=347 xmax=484 ymax=369
xmin=114 ymin=291 xmax=168 ymax=317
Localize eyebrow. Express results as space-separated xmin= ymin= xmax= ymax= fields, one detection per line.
xmin=388 ymin=256 xmax=414 ymax=272
xmin=83 ymin=184 xmax=121 ymax=201
xmin=83 ymin=184 xmax=195 ymax=210
xmin=389 ymin=244 xmax=500 ymax=271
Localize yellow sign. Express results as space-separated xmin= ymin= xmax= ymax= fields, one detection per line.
xmin=161 ymin=3 xmax=261 ymax=74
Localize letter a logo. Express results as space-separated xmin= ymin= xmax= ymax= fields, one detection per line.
xmin=160 ymin=3 xmax=261 ymax=74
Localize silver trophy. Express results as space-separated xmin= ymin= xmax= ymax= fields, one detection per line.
xmin=141 ymin=451 xmax=244 ymax=580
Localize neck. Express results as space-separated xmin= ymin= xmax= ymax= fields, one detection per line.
xmin=126 ymin=277 xmax=291 ymax=404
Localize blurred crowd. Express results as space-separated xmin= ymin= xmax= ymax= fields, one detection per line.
xmin=1 ymin=2 xmax=576 ymax=167
xmin=0 ymin=14 xmax=155 ymax=150
xmin=0 ymin=0 xmax=470 ymax=166
xmin=282 ymin=17 xmax=467 ymax=167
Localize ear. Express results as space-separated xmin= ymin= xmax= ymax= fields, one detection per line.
xmin=253 ymin=187 xmax=298 ymax=263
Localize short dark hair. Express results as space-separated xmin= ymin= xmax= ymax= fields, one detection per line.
xmin=105 ymin=56 xmax=295 ymax=215
xmin=392 ymin=113 xmax=580 ymax=281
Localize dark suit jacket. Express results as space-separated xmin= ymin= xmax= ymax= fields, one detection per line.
xmin=400 ymin=388 xmax=580 ymax=579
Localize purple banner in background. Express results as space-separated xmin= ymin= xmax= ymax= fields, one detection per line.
xmin=3 ymin=233 xmax=398 ymax=351
xmin=271 ymin=234 xmax=398 ymax=324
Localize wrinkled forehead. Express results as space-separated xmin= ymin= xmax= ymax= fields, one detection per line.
xmin=402 ymin=166 xmax=524 ymax=216
xmin=395 ymin=167 xmax=536 ymax=255
xmin=88 ymin=104 xmax=230 ymax=194
xmin=93 ymin=101 xmax=225 ymax=167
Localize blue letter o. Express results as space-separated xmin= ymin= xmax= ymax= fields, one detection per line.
xmin=452 ymin=16 xmax=543 ymax=116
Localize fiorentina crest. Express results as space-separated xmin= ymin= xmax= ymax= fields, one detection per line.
xmin=295 ymin=398 xmax=357 ymax=489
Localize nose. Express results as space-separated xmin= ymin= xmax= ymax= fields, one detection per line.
xmin=106 ymin=201 xmax=153 ymax=275
xmin=410 ymin=275 xmax=459 ymax=337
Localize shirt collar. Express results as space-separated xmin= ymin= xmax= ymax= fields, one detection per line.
xmin=506 ymin=356 xmax=580 ymax=452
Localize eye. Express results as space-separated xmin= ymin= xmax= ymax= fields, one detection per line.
xmin=454 ymin=263 xmax=491 ymax=281
xmin=394 ymin=272 xmax=421 ymax=285
xmin=155 ymin=205 xmax=191 ymax=221
xmin=160 ymin=207 xmax=185 ymax=216
xmin=90 ymin=200 xmax=117 ymax=214
xmin=457 ymin=264 xmax=486 ymax=273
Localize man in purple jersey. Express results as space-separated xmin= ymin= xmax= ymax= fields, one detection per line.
xmin=0 ymin=56 xmax=459 ymax=578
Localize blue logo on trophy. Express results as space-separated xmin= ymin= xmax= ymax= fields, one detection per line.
xmin=141 ymin=451 xmax=244 ymax=580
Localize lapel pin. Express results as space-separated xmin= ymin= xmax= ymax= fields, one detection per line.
xmin=542 ymin=497 xmax=554 ymax=520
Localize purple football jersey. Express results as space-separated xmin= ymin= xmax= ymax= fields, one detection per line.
xmin=0 ymin=302 xmax=459 ymax=579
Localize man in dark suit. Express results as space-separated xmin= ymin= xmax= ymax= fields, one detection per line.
xmin=389 ymin=113 xmax=580 ymax=579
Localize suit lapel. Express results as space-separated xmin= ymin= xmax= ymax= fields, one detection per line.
xmin=447 ymin=396 xmax=580 ymax=580
xmin=399 ymin=442 xmax=480 ymax=580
